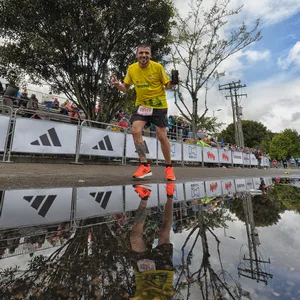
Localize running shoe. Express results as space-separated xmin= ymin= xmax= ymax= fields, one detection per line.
xmin=133 ymin=184 xmax=152 ymax=200
xmin=166 ymin=183 xmax=176 ymax=197
xmin=132 ymin=164 xmax=152 ymax=179
xmin=165 ymin=166 xmax=176 ymax=181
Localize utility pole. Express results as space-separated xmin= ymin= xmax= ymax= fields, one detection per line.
xmin=219 ymin=81 xmax=247 ymax=147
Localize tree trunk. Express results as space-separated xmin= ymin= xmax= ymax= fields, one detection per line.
xmin=192 ymin=98 xmax=198 ymax=138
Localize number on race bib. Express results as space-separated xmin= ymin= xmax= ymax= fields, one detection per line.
xmin=137 ymin=106 xmax=153 ymax=116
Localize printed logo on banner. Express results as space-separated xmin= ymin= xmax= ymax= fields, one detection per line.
xmin=210 ymin=182 xmax=218 ymax=192
xmin=92 ymin=135 xmax=113 ymax=151
xmin=31 ymin=128 xmax=62 ymax=147
xmin=236 ymin=183 xmax=245 ymax=189
xmin=244 ymin=156 xmax=250 ymax=161
xmin=188 ymin=146 xmax=197 ymax=159
xmin=207 ymin=151 xmax=216 ymax=160
xmin=225 ymin=182 xmax=232 ymax=190
xmin=135 ymin=141 xmax=150 ymax=154
xmin=23 ymin=195 xmax=57 ymax=217
xmin=171 ymin=144 xmax=176 ymax=157
xmin=234 ymin=155 xmax=242 ymax=159
xmin=222 ymin=153 xmax=229 ymax=161
xmin=191 ymin=184 xmax=201 ymax=198
xmin=90 ymin=191 xmax=112 ymax=209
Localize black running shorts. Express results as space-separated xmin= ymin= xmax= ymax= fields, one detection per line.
xmin=130 ymin=106 xmax=168 ymax=128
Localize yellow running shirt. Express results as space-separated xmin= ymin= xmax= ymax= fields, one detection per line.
xmin=124 ymin=60 xmax=170 ymax=109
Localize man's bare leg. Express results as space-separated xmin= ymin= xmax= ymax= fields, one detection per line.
xmin=131 ymin=120 xmax=148 ymax=162
xmin=156 ymin=126 xmax=171 ymax=164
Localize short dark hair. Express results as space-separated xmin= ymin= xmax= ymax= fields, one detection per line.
xmin=137 ymin=44 xmax=151 ymax=51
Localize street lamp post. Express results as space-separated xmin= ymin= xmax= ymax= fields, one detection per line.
xmin=213 ymin=108 xmax=222 ymax=118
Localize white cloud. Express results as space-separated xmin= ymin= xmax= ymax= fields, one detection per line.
xmin=243 ymin=50 xmax=271 ymax=62
xmin=278 ymin=41 xmax=300 ymax=69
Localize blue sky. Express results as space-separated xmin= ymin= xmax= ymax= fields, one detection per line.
xmin=170 ymin=0 xmax=300 ymax=133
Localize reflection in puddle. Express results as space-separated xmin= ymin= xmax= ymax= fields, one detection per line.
xmin=0 ymin=177 xmax=300 ymax=299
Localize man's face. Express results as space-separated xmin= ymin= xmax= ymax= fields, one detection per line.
xmin=136 ymin=47 xmax=151 ymax=67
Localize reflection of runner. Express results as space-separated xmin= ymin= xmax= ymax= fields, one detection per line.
xmin=130 ymin=183 xmax=175 ymax=299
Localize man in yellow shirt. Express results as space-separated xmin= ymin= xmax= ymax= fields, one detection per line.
xmin=111 ymin=44 xmax=176 ymax=181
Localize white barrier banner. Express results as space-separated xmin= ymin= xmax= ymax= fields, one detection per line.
xmin=250 ymin=154 xmax=258 ymax=166
xmin=232 ymin=151 xmax=243 ymax=165
xmin=253 ymin=178 xmax=261 ymax=190
xmin=263 ymin=156 xmax=270 ymax=167
xmin=183 ymin=144 xmax=202 ymax=162
xmin=205 ymin=180 xmax=222 ymax=197
xmin=218 ymin=149 xmax=232 ymax=164
xmin=221 ymin=179 xmax=236 ymax=194
xmin=235 ymin=179 xmax=247 ymax=192
xmin=243 ymin=153 xmax=250 ymax=166
xmin=126 ymin=135 xmax=157 ymax=159
xmin=80 ymin=127 xmax=124 ymax=157
xmin=125 ymin=184 xmax=158 ymax=211
xmin=246 ymin=178 xmax=254 ymax=190
xmin=0 ymin=188 xmax=72 ymax=228
xmin=263 ymin=177 xmax=273 ymax=186
xmin=76 ymin=186 xmax=123 ymax=219
xmin=203 ymin=147 xmax=219 ymax=163
xmin=12 ymin=118 xmax=77 ymax=154
xmin=185 ymin=181 xmax=205 ymax=200
xmin=0 ymin=115 xmax=10 ymax=152
xmin=158 ymin=141 xmax=181 ymax=161
xmin=158 ymin=183 xmax=184 ymax=205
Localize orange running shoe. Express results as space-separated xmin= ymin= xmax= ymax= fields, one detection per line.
xmin=133 ymin=184 xmax=152 ymax=200
xmin=165 ymin=166 xmax=176 ymax=181
xmin=132 ymin=164 xmax=152 ymax=179
xmin=166 ymin=183 xmax=176 ymax=197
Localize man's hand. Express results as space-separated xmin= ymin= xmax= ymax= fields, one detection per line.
xmin=111 ymin=74 xmax=120 ymax=87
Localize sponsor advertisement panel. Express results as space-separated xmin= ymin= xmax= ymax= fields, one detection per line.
xmin=250 ymin=154 xmax=258 ymax=166
xmin=246 ymin=178 xmax=254 ymax=190
xmin=80 ymin=127 xmax=124 ymax=157
xmin=205 ymin=180 xmax=222 ymax=197
xmin=126 ymin=135 xmax=157 ymax=159
xmin=0 ymin=188 xmax=72 ymax=228
xmin=243 ymin=153 xmax=250 ymax=166
xmin=221 ymin=179 xmax=236 ymax=194
xmin=185 ymin=181 xmax=205 ymax=200
xmin=235 ymin=179 xmax=247 ymax=192
xmin=203 ymin=147 xmax=219 ymax=163
xmin=0 ymin=115 xmax=10 ymax=152
xmin=11 ymin=118 xmax=77 ymax=154
xmin=253 ymin=178 xmax=261 ymax=190
xmin=158 ymin=141 xmax=181 ymax=161
xmin=183 ymin=144 xmax=202 ymax=162
xmin=218 ymin=148 xmax=232 ymax=164
xmin=232 ymin=151 xmax=243 ymax=165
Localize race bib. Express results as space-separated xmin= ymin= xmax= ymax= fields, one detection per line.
xmin=137 ymin=106 xmax=153 ymax=116
xmin=137 ymin=259 xmax=156 ymax=272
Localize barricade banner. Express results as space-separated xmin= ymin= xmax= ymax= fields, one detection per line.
xmin=126 ymin=135 xmax=157 ymax=159
xmin=75 ymin=186 xmax=123 ymax=219
xmin=183 ymin=144 xmax=202 ymax=162
xmin=203 ymin=147 xmax=219 ymax=163
xmin=0 ymin=188 xmax=72 ymax=228
xmin=250 ymin=153 xmax=258 ymax=166
xmin=11 ymin=118 xmax=77 ymax=154
xmin=218 ymin=148 xmax=232 ymax=164
xmin=221 ymin=179 xmax=236 ymax=194
xmin=253 ymin=177 xmax=261 ymax=190
xmin=158 ymin=183 xmax=184 ymax=205
xmin=263 ymin=156 xmax=270 ymax=167
xmin=185 ymin=181 xmax=205 ymax=200
xmin=158 ymin=141 xmax=181 ymax=161
xmin=125 ymin=184 xmax=158 ymax=211
xmin=205 ymin=180 xmax=222 ymax=197
xmin=80 ymin=127 xmax=124 ymax=157
xmin=0 ymin=115 xmax=10 ymax=152
xmin=246 ymin=178 xmax=254 ymax=190
xmin=235 ymin=179 xmax=247 ymax=192
xmin=232 ymin=151 xmax=243 ymax=165
xmin=263 ymin=177 xmax=273 ymax=186
xmin=242 ymin=153 xmax=251 ymax=166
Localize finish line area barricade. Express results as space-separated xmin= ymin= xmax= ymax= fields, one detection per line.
xmin=0 ymin=105 xmax=270 ymax=168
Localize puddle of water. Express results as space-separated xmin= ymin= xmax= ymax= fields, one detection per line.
xmin=0 ymin=177 xmax=300 ymax=299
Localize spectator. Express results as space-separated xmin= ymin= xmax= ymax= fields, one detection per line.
xmin=296 ymin=157 xmax=300 ymax=167
xmin=18 ymin=90 xmax=29 ymax=108
xmin=70 ymin=103 xmax=81 ymax=123
xmin=53 ymin=97 xmax=59 ymax=109
xmin=117 ymin=117 xmax=129 ymax=131
xmin=255 ymin=148 xmax=263 ymax=169
xmin=290 ymin=156 xmax=295 ymax=168
xmin=282 ymin=158 xmax=288 ymax=169
xmin=272 ymin=158 xmax=277 ymax=168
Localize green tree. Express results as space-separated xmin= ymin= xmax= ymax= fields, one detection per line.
xmin=269 ymin=129 xmax=300 ymax=160
xmin=219 ymin=120 xmax=268 ymax=147
xmin=171 ymin=0 xmax=261 ymax=138
xmin=0 ymin=0 xmax=174 ymax=122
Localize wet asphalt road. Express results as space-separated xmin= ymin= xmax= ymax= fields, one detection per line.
xmin=1 ymin=163 xmax=299 ymax=189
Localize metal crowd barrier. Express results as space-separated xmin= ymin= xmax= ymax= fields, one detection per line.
xmin=0 ymin=105 xmax=270 ymax=168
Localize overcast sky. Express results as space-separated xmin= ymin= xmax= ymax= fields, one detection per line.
xmin=168 ymin=0 xmax=300 ymax=133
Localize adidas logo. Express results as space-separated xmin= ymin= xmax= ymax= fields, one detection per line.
xmin=31 ymin=128 xmax=62 ymax=147
xmin=135 ymin=140 xmax=150 ymax=154
xmin=90 ymin=191 xmax=112 ymax=209
xmin=93 ymin=135 xmax=113 ymax=151
xmin=24 ymin=195 xmax=57 ymax=217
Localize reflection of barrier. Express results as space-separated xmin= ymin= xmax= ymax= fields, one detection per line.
xmin=0 ymin=177 xmax=273 ymax=229
xmin=0 ymin=105 xmax=13 ymax=162
xmin=0 ymin=109 xmax=270 ymax=167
